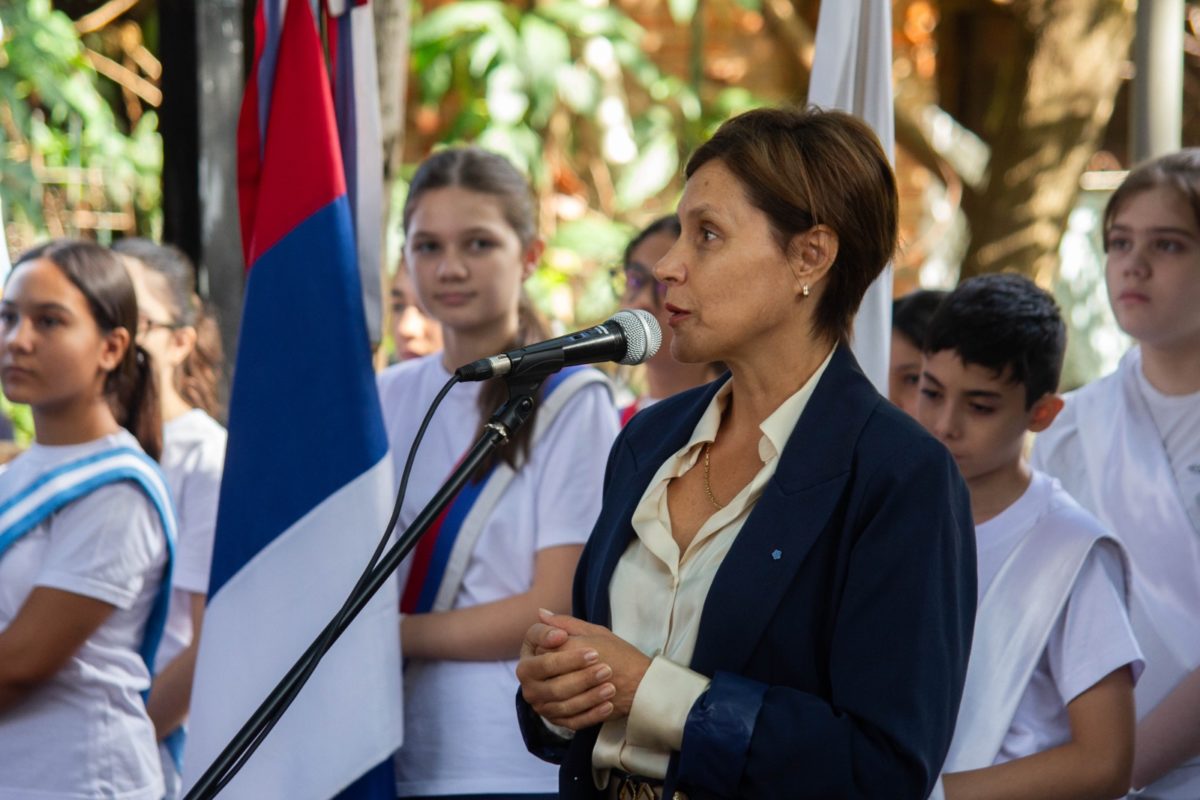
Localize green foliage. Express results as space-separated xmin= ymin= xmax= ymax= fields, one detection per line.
xmin=0 ymin=393 xmax=33 ymax=447
xmin=408 ymin=0 xmax=758 ymax=327
xmin=0 ymin=0 xmax=162 ymax=243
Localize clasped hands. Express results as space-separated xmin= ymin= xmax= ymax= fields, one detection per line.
xmin=516 ymin=608 xmax=651 ymax=731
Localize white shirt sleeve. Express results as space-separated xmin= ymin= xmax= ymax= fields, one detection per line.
xmin=35 ymin=482 xmax=167 ymax=610
xmin=170 ymin=437 xmax=226 ymax=595
xmin=1047 ymin=544 xmax=1144 ymax=704
xmin=530 ymin=381 xmax=620 ymax=552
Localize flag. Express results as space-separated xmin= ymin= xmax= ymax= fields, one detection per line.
xmin=808 ymin=0 xmax=895 ymax=393
xmin=329 ymin=0 xmax=385 ymax=346
xmin=182 ymin=0 xmax=402 ymax=797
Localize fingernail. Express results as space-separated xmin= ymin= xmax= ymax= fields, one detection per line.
xmin=599 ymin=683 xmax=616 ymax=699
xmin=599 ymin=702 xmax=613 ymax=717
xmin=583 ymin=650 xmax=599 ymax=664
xmin=595 ymin=665 xmax=612 ymax=681
xmin=538 ymin=607 xmax=553 ymax=618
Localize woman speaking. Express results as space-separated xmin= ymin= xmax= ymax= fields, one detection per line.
xmin=515 ymin=107 xmax=977 ymax=800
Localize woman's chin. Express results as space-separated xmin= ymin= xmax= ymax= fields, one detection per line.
xmin=670 ymin=339 xmax=717 ymax=366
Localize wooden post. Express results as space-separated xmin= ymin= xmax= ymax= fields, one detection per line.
xmin=161 ymin=0 xmax=246 ymax=408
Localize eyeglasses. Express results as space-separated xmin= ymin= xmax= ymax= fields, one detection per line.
xmin=137 ymin=317 xmax=182 ymax=337
xmin=612 ymin=265 xmax=668 ymax=302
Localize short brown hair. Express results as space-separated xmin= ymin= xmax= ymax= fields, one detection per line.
xmin=1103 ymin=148 xmax=1200 ymax=247
xmin=686 ymin=106 xmax=898 ymax=344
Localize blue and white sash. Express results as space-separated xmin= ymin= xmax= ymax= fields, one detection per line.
xmin=0 ymin=445 xmax=177 ymax=690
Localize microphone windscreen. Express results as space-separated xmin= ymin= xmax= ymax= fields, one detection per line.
xmin=611 ymin=309 xmax=662 ymax=365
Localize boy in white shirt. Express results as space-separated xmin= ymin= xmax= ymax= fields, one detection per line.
xmin=917 ymin=273 xmax=1143 ymax=800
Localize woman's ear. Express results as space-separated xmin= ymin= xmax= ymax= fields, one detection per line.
xmin=522 ymin=239 xmax=546 ymax=281
xmin=99 ymin=326 xmax=131 ymax=374
xmin=788 ymin=224 xmax=839 ymax=294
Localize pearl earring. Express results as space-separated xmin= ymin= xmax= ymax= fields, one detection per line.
xmin=802 ymin=284 xmax=810 ymax=297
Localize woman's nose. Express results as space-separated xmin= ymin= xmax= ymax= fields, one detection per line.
xmin=653 ymin=243 xmax=684 ymax=285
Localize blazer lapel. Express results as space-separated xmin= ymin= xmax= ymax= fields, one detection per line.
xmin=691 ymin=346 xmax=880 ymax=677
xmin=586 ymin=378 xmax=729 ymax=627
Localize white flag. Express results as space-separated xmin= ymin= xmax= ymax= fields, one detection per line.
xmin=809 ymin=0 xmax=894 ymax=393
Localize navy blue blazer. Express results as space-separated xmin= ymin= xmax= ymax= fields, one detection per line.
xmin=519 ymin=345 xmax=976 ymax=799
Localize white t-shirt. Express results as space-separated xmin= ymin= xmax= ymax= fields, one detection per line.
xmin=156 ymin=409 xmax=227 ymax=671
xmin=377 ymin=353 xmax=619 ymax=797
xmin=0 ymin=431 xmax=168 ymax=800
xmin=1135 ymin=369 xmax=1200 ymax=535
xmin=974 ymin=471 xmax=1143 ymax=765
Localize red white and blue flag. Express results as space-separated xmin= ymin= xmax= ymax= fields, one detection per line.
xmin=182 ymin=1 xmax=402 ymax=797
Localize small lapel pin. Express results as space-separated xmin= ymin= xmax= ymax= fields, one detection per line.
xmin=771 ymin=549 xmax=782 ymax=561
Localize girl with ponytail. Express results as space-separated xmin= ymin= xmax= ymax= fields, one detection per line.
xmin=0 ymin=239 xmax=174 ymax=800
xmin=114 ymin=238 xmax=227 ymax=798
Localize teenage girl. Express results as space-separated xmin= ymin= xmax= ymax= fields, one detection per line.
xmin=0 ymin=239 xmax=174 ymax=800
xmin=377 ymin=147 xmax=619 ymax=799
xmin=1033 ymin=149 xmax=1200 ymax=798
xmin=115 ymin=237 xmax=227 ymax=798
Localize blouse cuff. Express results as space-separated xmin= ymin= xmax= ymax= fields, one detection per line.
xmin=626 ymin=656 xmax=712 ymax=752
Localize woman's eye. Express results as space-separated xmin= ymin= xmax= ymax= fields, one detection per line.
xmin=410 ymin=241 xmax=439 ymax=255
xmin=36 ymin=315 xmax=63 ymax=329
xmin=1105 ymin=236 xmax=1130 ymax=252
xmin=466 ymin=238 xmax=496 ymax=252
xmin=1155 ymin=238 xmax=1184 ymax=254
xmin=700 ymin=227 xmax=718 ymax=243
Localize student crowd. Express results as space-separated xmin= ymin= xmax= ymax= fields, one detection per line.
xmin=0 ymin=106 xmax=1197 ymax=800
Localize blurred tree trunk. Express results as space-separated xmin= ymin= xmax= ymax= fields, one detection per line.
xmin=763 ymin=0 xmax=1134 ymax=286
xmin=375 ymin=0 xmax=409 ymax=195
xmin=939 ymin=0 xmax=1134 ymax=284
xmin=372 ymin=0 xmax=407 ymax=364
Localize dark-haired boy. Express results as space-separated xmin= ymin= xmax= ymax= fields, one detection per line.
xmin=889 ymin=289 xmax=947 ymax=417
xmin=918 ymin=274 xmax=1142 ymax=800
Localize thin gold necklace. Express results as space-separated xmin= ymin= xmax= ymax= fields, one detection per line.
xmin=703 ymin=442 xmax=724 ymax=510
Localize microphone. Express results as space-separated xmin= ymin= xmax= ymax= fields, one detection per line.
xmin=455 ymin=309 xmax=662 ymax=382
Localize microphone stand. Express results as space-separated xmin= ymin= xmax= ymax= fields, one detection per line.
xmin=184 ymin=365 xmax=555 ymax=800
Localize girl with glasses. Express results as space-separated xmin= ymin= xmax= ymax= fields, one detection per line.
xmin=114 ymin=238 xmax=227 ymax=799
xmin=618 ymin=216 xmax=723 ymax=426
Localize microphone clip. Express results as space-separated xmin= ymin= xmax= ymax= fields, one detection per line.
xmin=487 ymin=366 xmax=552 ymax=440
